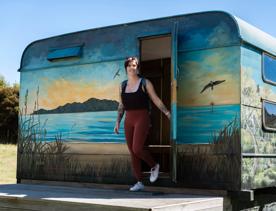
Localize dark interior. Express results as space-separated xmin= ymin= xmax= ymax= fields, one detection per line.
xmin=140 ymin=58 xmax=171 ymax=174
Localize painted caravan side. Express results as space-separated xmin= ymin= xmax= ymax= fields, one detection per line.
xmin=175 ymin=15 xmax=241 ymax=190
xmin=224 ymin=16 xmax=276 ymax=190
xmin=240 ymin=26 xmax=276 ymax=189
xmin=18 ymin=11 xmax=246 ymax=190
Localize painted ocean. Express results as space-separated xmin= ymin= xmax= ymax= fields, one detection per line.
xmin=20 ymin=104 xmax=239 ymax=144
xmin=177 ymin=104 xmax=240 ymax=144
xmin=20 ymin=111 xmax=126 ymax=143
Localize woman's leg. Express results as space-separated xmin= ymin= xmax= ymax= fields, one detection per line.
xmin=124 ymin=112 xmax=143 ymax=181
xmin=132 ymin=111 xmax=156 ymax=169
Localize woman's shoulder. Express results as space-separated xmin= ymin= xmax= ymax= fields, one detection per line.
xmin=142 ymin=77 xmax=152 ymax=87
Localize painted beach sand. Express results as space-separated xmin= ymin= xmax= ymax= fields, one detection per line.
xmin=65 ymin=142 xmax=129 ymax=155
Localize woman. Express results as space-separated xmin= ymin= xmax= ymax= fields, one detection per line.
xmin=114 ymin=56 xmax=171 ymax=191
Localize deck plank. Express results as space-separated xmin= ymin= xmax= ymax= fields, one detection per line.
xmin=0 ymin=184 xmax=223 ymax=210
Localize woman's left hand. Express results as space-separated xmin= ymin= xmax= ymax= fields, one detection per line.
xmin=165 ymin=111 xmax=171 ymax=120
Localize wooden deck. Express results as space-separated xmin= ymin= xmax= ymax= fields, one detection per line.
xmin=0 ymin=183 xmax=223 ymax=211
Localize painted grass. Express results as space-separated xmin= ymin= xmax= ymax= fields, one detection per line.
xmin=0 ymin=144 xmax=17 ymax=184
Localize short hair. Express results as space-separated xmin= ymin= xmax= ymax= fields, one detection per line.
xmin=124 ymin=56 xmax=140 ymax=71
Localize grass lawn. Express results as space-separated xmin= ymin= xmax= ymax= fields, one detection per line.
xmin=0 ymin=144 xmax=17 ymax=184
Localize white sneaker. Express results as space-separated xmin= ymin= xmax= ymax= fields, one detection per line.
xmin=150 ymin=163 xmax=160 ymax=183
xmin=129 ymin=181 xmax=144 ymax=191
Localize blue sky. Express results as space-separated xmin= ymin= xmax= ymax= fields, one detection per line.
xmin=1 ymin=0 xmax=276 ymax=85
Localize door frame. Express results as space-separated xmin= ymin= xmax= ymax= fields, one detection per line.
xmin=170 ymin=22 xmax=178 ymax=183
xmin=137 ymin=30 xmax=178 ymax=180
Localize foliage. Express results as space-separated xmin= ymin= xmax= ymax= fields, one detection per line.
xmin=0 ymin=74 xmax=19 ymax=144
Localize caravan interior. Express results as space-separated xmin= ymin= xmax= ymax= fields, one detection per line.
xmin=139 ymin=35 xmax=171 ymax=177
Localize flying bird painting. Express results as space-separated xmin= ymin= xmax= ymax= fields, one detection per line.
xmin=200 ymin=80 xmax=226 ymax=93
xmin=113 ymin=68 xmax=120 ymax=79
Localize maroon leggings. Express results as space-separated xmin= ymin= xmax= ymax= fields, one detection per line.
xmin=124 ymin=109 xmax=156 ymax=181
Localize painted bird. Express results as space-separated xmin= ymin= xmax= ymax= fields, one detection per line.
xmin=200 ymin=80 xmax=226 ymax=93
xmin=113 ymin=68 xmax=120 ymax=79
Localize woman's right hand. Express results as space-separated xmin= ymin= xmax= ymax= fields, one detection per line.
xmin=114 ymin=121 xmax=120 ymax=134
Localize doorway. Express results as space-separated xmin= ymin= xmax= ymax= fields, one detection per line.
xmin=139 ymin=35 xmax=171 ymax=177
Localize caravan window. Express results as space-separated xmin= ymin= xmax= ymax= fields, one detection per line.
xmin=263 ymin=53 xmax=276 ymax=85
xmin=263 ymin=100 xmax=276 ymax=131
xmin=47 ymin=45 xmax=83 ymax=61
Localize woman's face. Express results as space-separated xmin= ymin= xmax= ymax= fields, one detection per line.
xmin=126 ymin=60 xmax=138 ymax=76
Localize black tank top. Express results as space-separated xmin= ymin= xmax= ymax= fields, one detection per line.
xmin=121 ymin=79 xmax=149 ymax=110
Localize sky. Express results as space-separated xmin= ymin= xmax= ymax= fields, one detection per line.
xmin=1 ymin=0 xmax=276 ymax=85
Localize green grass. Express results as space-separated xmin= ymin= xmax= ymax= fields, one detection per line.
xmin=0 ymin=144 xmax=17 ymax=184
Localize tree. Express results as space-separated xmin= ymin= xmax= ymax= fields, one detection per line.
xmin=0 ymin=75 xmax=7 ymax=88
xmin=0 ymin=74 xmax=19 ymax=144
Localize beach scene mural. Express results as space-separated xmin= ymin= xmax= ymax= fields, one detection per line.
xmin=175 ymin=46 xmax=241 ymax=189
xmin=177 ymin=46 xmax=240 ymax=144
xmin=19 ymin=61 xmax=127 ymax=143
xmin=18 ymin=60 xmax=134 ymax=183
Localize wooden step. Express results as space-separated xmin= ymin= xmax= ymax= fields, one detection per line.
xmin=144 ymin=145 xmax=171 ymax=153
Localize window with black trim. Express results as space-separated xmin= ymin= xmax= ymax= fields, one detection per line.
xmin=263 ymin=53 xmax=276 ymax=85
xmin=263 ymin=99 xmax=276 ymax=131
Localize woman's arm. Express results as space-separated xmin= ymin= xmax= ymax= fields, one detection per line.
xmin=145 ymin=79 xmax=170 ymax=119
xmin=117 ymin=104 xmax=125 ymax=124
xmin=114 ymin=84 xmax=125 ymax=134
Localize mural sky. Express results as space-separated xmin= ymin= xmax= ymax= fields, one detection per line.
xmin=20 ymin=61 xmax=125 ymax=114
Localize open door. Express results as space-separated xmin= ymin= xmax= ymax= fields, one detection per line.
xmin=139 ymin=24 xmax=178 ymax=183
xmin=139 ymin=35 xmax=171 ymax=179
xmin=171 ymin=22 xmax=178 ymax=182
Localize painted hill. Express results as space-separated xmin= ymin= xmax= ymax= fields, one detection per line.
xmin=32 ymin=98 xmax=119 ymax=114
